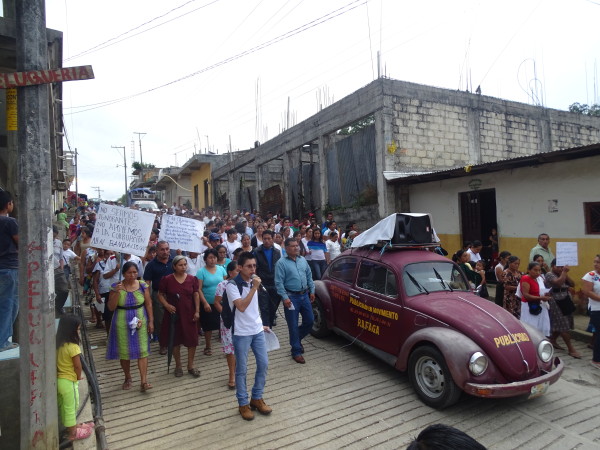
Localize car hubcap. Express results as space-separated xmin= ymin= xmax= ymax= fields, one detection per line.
xmin=415 ymin=356 xmax=444 ymax=398
xmin=313 ymin=305 xmax=322 ymax=330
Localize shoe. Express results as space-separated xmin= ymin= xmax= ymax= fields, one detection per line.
xmin=239 ymin=404 xmax=254 ymax=421
xmin=69 ymin=426 xmax=92 ymax=441
xmin=292 ymin=355 xmax=305 ymax=364
xmin=300 ymin=343 xmax=305 ymax=354
xmin=159 ymin=347 xmax=167 ymax=355
xmin=228 ymin=381 xmax=236 ymax=390
xmin=0 ymin=343 xmax=19 ymax=352
xmin=140 ymin=382 xmax=153 ymax=392
xmin=203 ymin=347 xmax=213 ymax=356
xmin=174 ymin=367 xmax=183 ymax=377
xmin=187 ymin=368 xmax=200 ymax=378
xmin=122 ymin=378 xmax=132 ymax=390
xmin=568 ymin=352 xmax=582 ymax=359
xmin=250 ymin=398 xmax=272 ymax=415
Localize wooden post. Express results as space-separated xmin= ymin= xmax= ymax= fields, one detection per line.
xmin=16 ymin=0 xmax=59 ymax=448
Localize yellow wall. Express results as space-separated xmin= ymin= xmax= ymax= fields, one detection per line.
xmin=438 ymin=233 xmax=600 ymax=292
xmin=190 ymin=163 xmax=212 ymax=210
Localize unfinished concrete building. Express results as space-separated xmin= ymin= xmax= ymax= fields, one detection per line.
xmin=212 ymin=78 xmax=600 ymax=226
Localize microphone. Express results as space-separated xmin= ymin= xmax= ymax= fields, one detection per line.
xmin=252 ymin=274 xmax=268 ymax=293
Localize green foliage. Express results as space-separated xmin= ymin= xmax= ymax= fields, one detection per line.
xmin=336 ymin=115 xmax=375 ymax=135
xmin=131 ymin=161 xmax=156 ymax=170
xmin=568 ymin=102 xmax=600 ymax=116
xmin=117 ymin=194 xmax=127 ymax=204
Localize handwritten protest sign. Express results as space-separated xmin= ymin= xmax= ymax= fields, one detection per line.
xmin=90 ymin=203 xmax=155 ymax=256
xmin=160 ymin=214 xmax=206 ymax=253
xmin=556 ymin=242 xmax=578 ymax=267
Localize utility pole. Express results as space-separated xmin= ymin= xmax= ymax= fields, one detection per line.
xmin=112 ymin=145 xmax=127 ymax=200
xmin=74 ymin=148 xmax=78 ymax=206
xmin=91 ymin=186 xmax=103 ymax=199
xmin=134 ymin=132 xmax=146 ymax=182
xmin=205 ymin=135 xmax=209 ymax=154
xmin=16 ymin=0 xmax=58 ymax=447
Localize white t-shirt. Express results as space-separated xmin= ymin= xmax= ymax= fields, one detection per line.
xmin=226 ymin=279 xmax=263 ymax=336
xmin=186 ymin=255 xmax=205 ymax=275
xmin=63 ymin=248 xmax=77 ymax=267
xmin=494 ymin=262 xmax=504 ymax=282
xmin=224 ymin=240 xmax=242 ymax=259
xmin=466 ymin=248 xmax=482 ymax=263
xmin=326 ymin=240 xmax=341 ymax=260
xmin=582 ymin=270 xmax=600 ymax=311
xmin=53 ymin=238 xmax=64 ymax=270
xmin=301 ymin=238 xmax=311 ymax=261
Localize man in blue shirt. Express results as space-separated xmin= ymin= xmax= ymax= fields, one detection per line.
xmin=143 ymin=240 xmax=173 ymax=354
xmin=275 ymin=237 xmax=315 ymax=364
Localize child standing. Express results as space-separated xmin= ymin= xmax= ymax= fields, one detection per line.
xmin=214 ymin=261 xmax=239 ymax=389
xmin=56 ymin=315 xmax=93 ymax=441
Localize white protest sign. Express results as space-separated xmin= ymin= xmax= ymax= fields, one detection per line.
xmin=160 ymin=214 xmax=206 ymax=253
xmin=556 ymin=242 xmax=578 ymax=267
xmin=90 ymin=203 xmax=154 ymax=257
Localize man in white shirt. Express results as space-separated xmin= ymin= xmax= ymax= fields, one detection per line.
xmin=226 ymin=251 xmax=272 ymax=421
xmin=224 ymin=228 xmax=242 ymax=259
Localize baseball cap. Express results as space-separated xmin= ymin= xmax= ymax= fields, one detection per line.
xmin=209 ymin=233 xmax=221 ymax=241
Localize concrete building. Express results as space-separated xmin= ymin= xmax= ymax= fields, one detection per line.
xmin=391 ymin=144 xmax=600 ymax=285
xmin=212 ymin=78 xmax=600 ymax=225
xmin=178 ymin=153 xmax=230 ymax=211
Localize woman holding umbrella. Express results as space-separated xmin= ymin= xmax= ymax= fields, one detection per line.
xmin=157 ymin=255 xmax=201 ymax=378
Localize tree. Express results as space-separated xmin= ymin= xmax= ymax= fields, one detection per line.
xmin=131 ymin=161 xmax=156 ymax=170
xmin=568 ymin=102 xmax=600 ymax=116
xmin=337 ymin=115 xmax=375 ymax=135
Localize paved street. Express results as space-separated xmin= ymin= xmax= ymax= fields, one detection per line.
xmin=89 ymin=309 xmax=600 ymax=450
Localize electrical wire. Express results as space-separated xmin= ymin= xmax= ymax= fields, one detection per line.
xmin=65 ymin=0 xmax=218 ymax=61
xmin=64 ymin=0 xmax=367 ymax=115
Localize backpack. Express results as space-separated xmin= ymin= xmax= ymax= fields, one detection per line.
xmin=221 ymin=276 xmax=244 ymax=332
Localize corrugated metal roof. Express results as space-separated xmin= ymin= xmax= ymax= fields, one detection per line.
xmin=386 ymin=143 xmax=600 ymax=184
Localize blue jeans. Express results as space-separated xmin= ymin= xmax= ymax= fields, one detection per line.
xmin=590 ymin=311 xmax=600 ymax=363
xmin=284 ymin=292 xmax=314 ymax=357
xmin=309 ymin=260 xmax=327 ymax=280
xmin=233 ymin=331 xmax=268 ymax=406
xmin=0 ymin=268 xmax=19 ymax=348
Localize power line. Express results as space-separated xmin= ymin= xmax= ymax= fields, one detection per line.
xmin=65 ymin=0 xmax=219 ymax=61
xmin=64 ymin=0 xmax=367 ymax=115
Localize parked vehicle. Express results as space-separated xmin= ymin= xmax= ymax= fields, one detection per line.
xmin=310 ymin=214 xmax=563 ymax=409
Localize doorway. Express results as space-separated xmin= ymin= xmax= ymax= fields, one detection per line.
xmin=459 ymin=189 xmax=497 ymax=263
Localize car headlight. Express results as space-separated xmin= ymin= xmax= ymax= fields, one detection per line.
xmin=538 ymin=340 xmax=553 ymax=362
xmin=469 ymin=352 xmax=488 ymax=376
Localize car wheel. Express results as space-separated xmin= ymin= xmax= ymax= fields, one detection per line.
xmin=310 ymin=298 xmax=331 ymax=338
xmin=408 ymin=345 xmax=461 ymax=409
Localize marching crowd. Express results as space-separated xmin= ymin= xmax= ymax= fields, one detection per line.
xmin=2 ymin=192 xmax=600 ymax=441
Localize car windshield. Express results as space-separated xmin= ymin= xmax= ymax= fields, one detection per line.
xmin=402 ymin=261 xmax=469 ymax=296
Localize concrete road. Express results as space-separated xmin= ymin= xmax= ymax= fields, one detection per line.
xmin=92 ymin=324 xmax=600 ymax=449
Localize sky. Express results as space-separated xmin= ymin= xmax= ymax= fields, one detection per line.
xmin=39 ymin=0 xmax=600 ymax=201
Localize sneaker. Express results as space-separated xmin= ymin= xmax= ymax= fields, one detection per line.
xmin=239 ymin=404 xmax=254 ymax=421
xmin=250 ymin=398 xmax=272 ymax=415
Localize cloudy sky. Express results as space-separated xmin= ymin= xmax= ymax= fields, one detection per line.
xmin=42 ymin=0 xmax=599 ymax=201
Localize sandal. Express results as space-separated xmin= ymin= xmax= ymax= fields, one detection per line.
xmin=140 ymin=382 xmax=153 ymax=392
xmin=79 ymin=422 xmax=94 ymax=430
xmin=122 ymin=378 xmax=132 ymax=390
xmin=69 ymin=426 xmax=92 ymax=441
xmin=174 ymin=367 xmax=183 ymax=377
xmin=203 ymin=347 xmax=213 ymax=356
xmin=569 ymin=352 xmax=582 ymax=359
xmin=228 ymin=381 xmax=236 ymax=390
xmin=187 ymin=368 xmax=200 ymax=378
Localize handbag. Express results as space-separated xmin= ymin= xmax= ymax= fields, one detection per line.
xmin=528 ymin=301 xmax=542 ymax=316
xmin=555 ymin=295 xmax=576 ymax=316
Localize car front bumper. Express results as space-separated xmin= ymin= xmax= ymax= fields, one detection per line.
xmin=463 ymin=357 xmax=564 ymax=399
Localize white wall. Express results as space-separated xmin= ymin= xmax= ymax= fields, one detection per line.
xmin=408 ymin=155 xmax=600 ymax=239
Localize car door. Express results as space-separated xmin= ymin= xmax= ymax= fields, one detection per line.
xmin=325 ymin=256 xmax=359 ymax=334
xmin=353 ymin=260 xmax=403 ymax=355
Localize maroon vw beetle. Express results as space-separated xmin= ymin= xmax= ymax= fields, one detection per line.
xmin=310 ymin=246 xmax=564 ymax=409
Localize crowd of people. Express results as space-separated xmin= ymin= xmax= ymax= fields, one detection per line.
xmin=54 ymin=202 xmax=359 ymax=423
xmin=4 ymin=191 xmax=600 ymax=435
xmin=454 ymin=233 xmax=600 ymax=365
